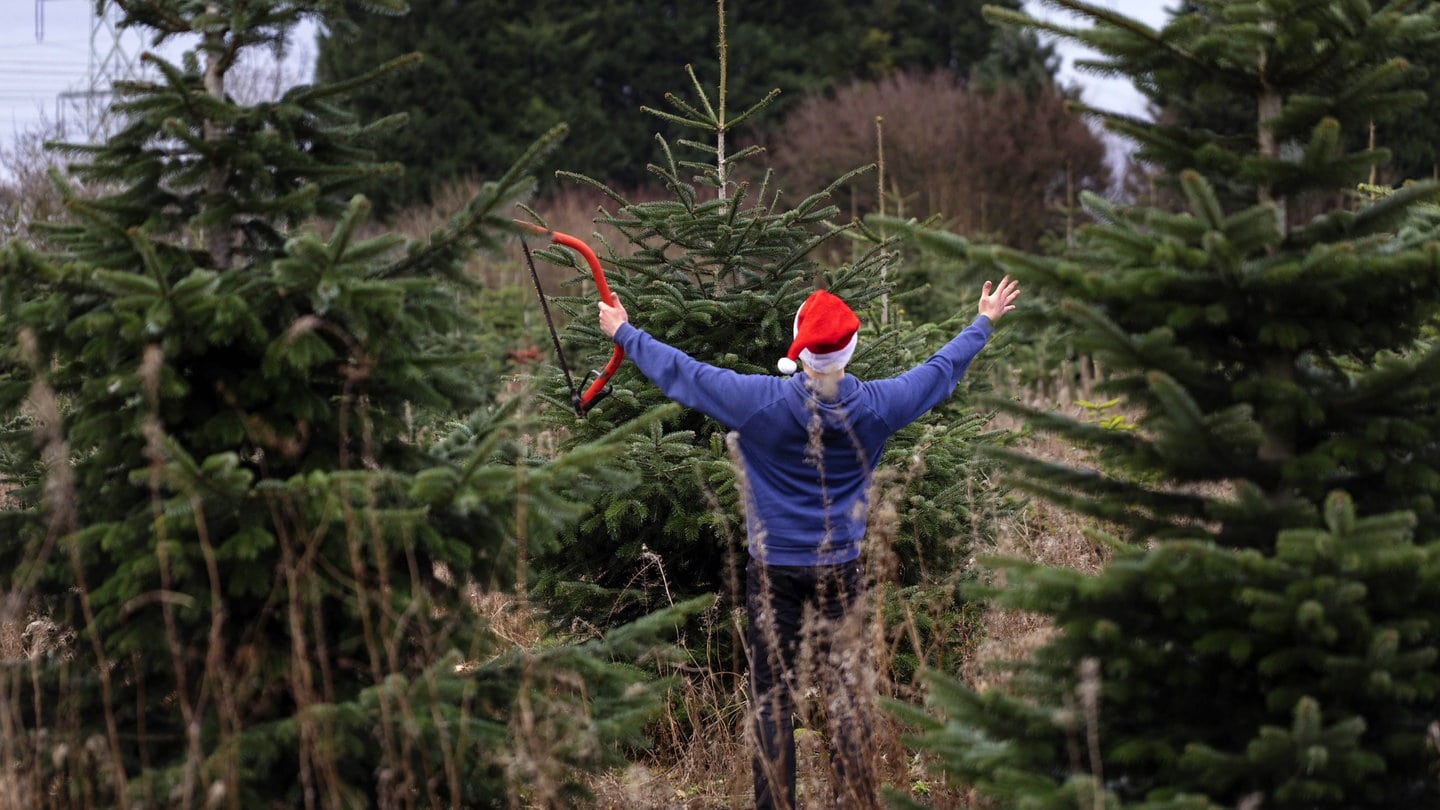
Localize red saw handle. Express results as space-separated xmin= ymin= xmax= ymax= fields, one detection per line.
xmin=518 ymin=222 xmax=625 ymax=415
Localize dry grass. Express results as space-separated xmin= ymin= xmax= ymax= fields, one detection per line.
xmin=957 ymin=369 xmax=1119 ymax=687
xmin=468 ymin=589 xmax=545 ymax=651
xmin=0 ymin=371 xmax=1108 ymax=809
xmin=582 ymin=664 xmax=925 ymax=809
xmin=962 ymin=424 xmax=1110 ymax=694
xmin=0 ymin=615 xmax=20 ymax=663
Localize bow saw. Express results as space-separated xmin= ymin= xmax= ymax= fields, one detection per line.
xmin=517 ymin=221 xmax=625 ymax=416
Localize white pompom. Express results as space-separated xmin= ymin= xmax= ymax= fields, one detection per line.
xmin=777 ymin=356 xmax=798 ymax=375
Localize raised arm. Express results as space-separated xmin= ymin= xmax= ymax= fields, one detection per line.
xmin=867 ymin=277 xmax=1021 ymax=427
xmin=600 ymin=297 xmax=779 ymax=428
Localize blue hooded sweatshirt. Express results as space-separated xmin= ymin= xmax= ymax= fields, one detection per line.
xmin=612 ymin=315 xmax=993 ymax=567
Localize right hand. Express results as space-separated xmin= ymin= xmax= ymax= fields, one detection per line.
xmin=598 ymin=296 xmax=628 ymax=338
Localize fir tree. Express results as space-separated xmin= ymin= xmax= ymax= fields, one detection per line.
xmin=1154 ymin=0 xmax=1440 ymax=188
xmin=888 ymin=1 xmax=1440 ymax=807
xmin=0 ymin=1 xmax=701 ymax=806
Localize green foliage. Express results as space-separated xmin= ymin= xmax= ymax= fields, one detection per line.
xmin=892 ymin=1 xmax=1440 ymax=807
xmin=1010 ymin=0 xmax=1440 ymax=209
xmin=315 ymin=0 xmax=1027 ymax=213
xmin=0 ymin=1 xmax=703 ymax=805
xmin=1151 ymin=0 xmax=1440 ymax=188
xmin=899 ymin=493 xmax=1440 ymax=809
xmin=1075 ymin=398 xmax=1134 ymax=433
xmin=867 ymin=212 xmax=1090 ymax=401
xmin=876 ymin=580 xmax=985 ymax=686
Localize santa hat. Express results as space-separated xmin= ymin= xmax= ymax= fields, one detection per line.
xmin=777 ymin=290 xmax=859 ymax=375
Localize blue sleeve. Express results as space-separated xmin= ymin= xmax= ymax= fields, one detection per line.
xmin=865 ymin=315 xmax=993 ymax=428
xmin=613 ymin=323 xmax=776 ymax=428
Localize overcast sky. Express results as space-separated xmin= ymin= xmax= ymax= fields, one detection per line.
xmin=1031 ymin=0 xmax=1175 ymax=116
xmin=0 ymin=0 xmax=154 ymax=147
xmin=0 ymin=0 xmax=1173 ymax=158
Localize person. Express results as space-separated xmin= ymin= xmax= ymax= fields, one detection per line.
xmin=597 ymin=277 xmax=1020 ymax=809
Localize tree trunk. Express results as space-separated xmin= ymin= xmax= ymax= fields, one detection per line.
xmin=204 ymin=4 xmax=230 ymax=268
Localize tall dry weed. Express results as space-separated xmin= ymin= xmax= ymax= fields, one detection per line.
xmin=1 ymin=124 xmax=73 ymax=244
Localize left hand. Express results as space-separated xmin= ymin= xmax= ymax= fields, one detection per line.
xmin=978 ymin=276 xmax=1021 ymax=323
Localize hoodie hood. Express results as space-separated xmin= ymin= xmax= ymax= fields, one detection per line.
xmin=782 ymin=373 xmax=863 ymax=433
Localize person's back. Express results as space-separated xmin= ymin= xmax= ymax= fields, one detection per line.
xmin=597 ymin=279 xmax=1019 ymax=809
xmin=728 ymin=332 xmax=993 ymax=566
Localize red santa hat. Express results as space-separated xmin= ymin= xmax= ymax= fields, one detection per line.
xmin=777 ymin=290 xmax=860 ymax=375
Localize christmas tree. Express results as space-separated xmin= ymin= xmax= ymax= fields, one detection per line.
xmin=890 ymin=1 xmax=1440 ymax=807
xmin=0 ymin=1 xmax=700 ymax=806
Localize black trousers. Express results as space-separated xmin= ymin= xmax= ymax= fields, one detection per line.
xmin=746 ymin=557 xmax=875 ymax=810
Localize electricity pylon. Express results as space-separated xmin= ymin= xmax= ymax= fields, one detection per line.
xmin=43 ymin=1 xmax=146 ymax=141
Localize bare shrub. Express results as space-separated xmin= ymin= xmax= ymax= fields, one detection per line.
xmin=766 ymin=70 xmax=1110 ymax=250
xmin=0 ymin=125 xmax=73 ymax=244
